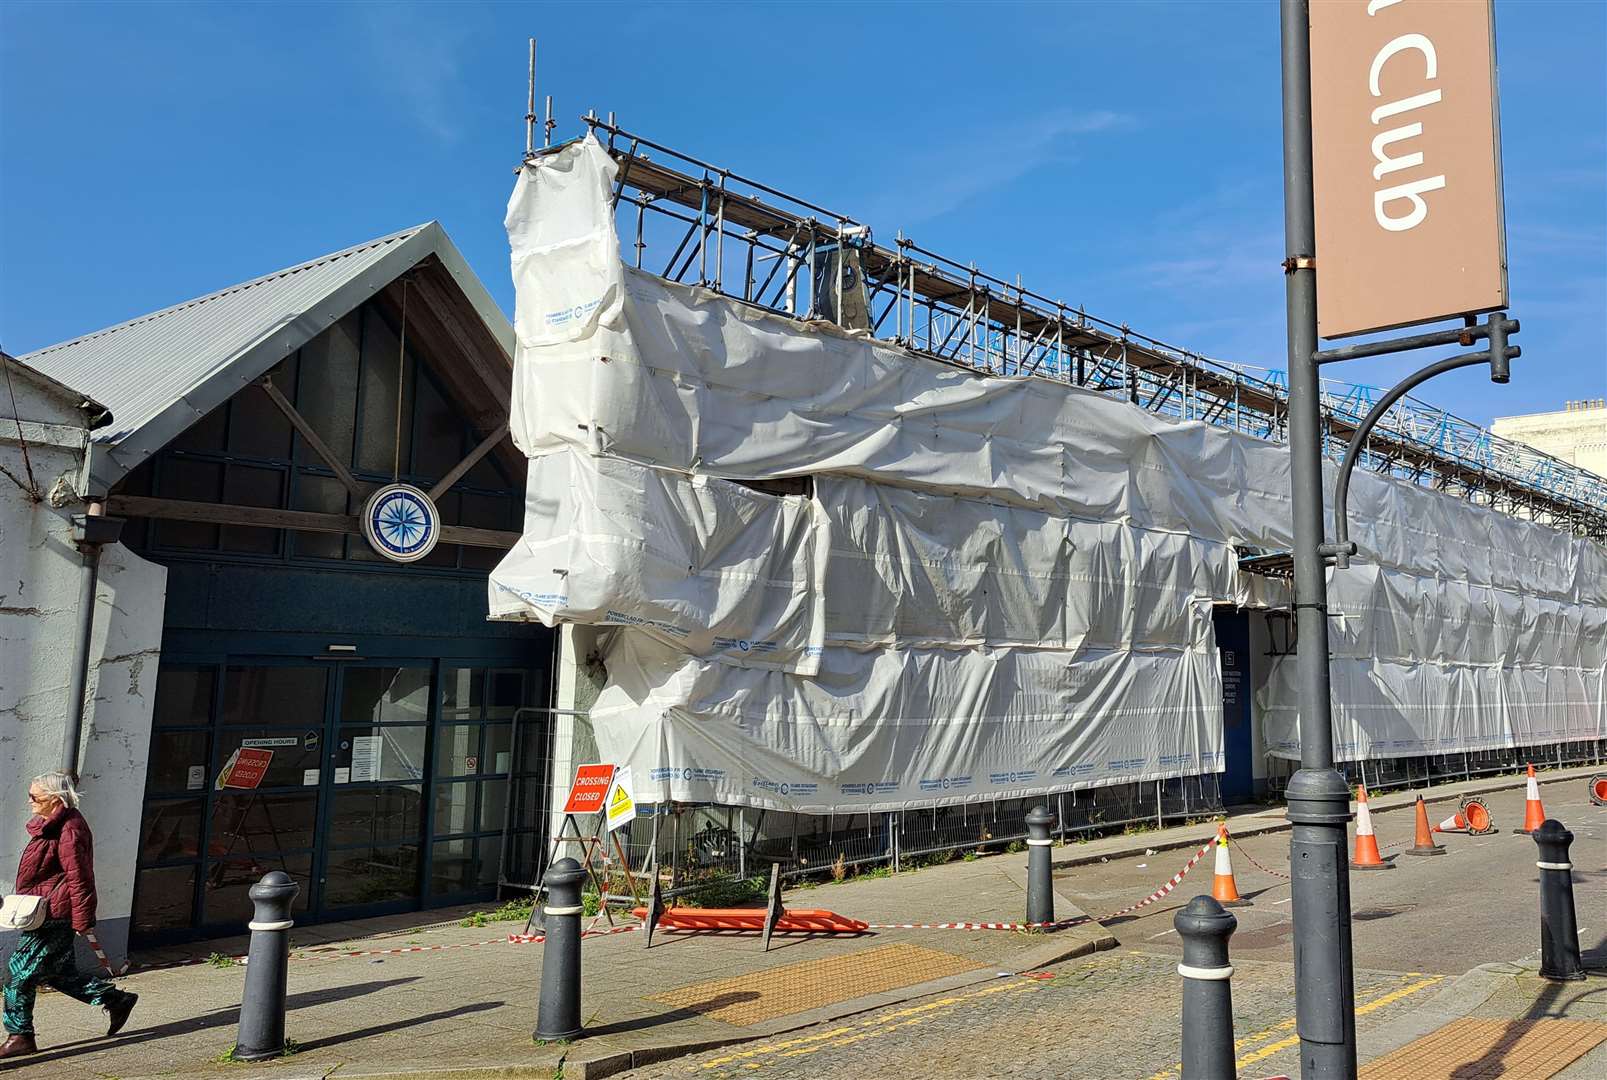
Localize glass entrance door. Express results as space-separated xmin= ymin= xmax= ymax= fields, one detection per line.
xmin=132 ymin=649 xmax=548 ymax=943
xmin=316 ymin=664 xmax=431 ymax=916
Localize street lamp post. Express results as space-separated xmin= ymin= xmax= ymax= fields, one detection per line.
xmin=1279 ymin=2 xmax=1519 ymax=1075
xmin=1279 ymin=8 xmax=1359 ymax=1076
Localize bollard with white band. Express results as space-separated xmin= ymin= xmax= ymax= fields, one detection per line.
xmin=1025 ymin=805 xmax=1056 ymax=926
xmin=1533 ymin=819 xmax=1584 ymax=982
xmin=234 ymin=871 xmax=300 ymax=1061
xmin=535 ymin=857 xmax=588 ymax=1041
xmin=1174 ymin=895 xmax=1237 ymax=1080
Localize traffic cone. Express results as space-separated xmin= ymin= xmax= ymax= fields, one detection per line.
xmin=1211 ymin=824 xmax=1251 ymax=906
xmin=1517 ymin=763 xmax=1546 ymax=835
xmin=1433 ymin=809 xmax=1470 ymax=834
xmin=1352 ymin=784 xmax=1392 ymax=870
xmin=1460 ymin=796 xmax=1495 ymax=835
xmin=1404 ymin=795 xmax=1444 ymax=856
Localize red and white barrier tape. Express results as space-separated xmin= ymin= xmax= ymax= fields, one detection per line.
xmin=864 ymin=837 xmax=1217 ymax=932
xmin=507 ymin=923 xmax=643 ymax=945
xmin=1230 ymin=840 xmax=1292 ymax=881
xmin=82 ymin=929 xmax=130 ymax=977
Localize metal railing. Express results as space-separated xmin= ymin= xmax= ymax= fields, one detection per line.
xmin=524 ymin=115 xmax=1607 ymax=539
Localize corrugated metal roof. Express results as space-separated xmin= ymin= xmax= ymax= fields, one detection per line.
xmin=17 ymin=221 xmax=513 ymax=493
xmin=21 ymin=224 xmax=429 ymax=446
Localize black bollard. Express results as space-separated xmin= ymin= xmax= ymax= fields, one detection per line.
xmin=1025 ymin=805 xmax=1055 ymax=925
xmin=234 ymin=871 xmax=300 ymax=1061
xmin=535 ymin=857 xmax=587 ymax=1041
xmin=1533 ymin=819 xmax=1585 ymax=982
xmin=1175 ymin=895 xmax=1237 ymax=1080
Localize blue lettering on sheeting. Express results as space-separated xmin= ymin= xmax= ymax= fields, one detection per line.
xmin=917 ymin=775 xmax=973 ymax=792
xmin=840 ymin=781 xmax=902 ymax=796
xmin=1106 ymin=758 xmax=1147 ymax=772
xmin=988 ymin=770 xmax=1037 ymax=785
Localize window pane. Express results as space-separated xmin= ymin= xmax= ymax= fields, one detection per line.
xmin=290 ymin=472 xmax=349 ymax=559
xmin=487 ymin=670 xmax=525 ymax=719
xmin=323 ymin=845 xmax=419 ymax=909
xmin=139 ymin=798 xmax=202 ymax=862
xmin=484 ymin=724 xmax=513 ymax=775
xmin=432 ymin=781 xmax=474 ymax=837
xmin=412 ymin=370 xmax=463 ymax=481
xmin=434 ymin=724 xmax=480 ymax=778
xmin=428 ymin=838 xmax=476 ymax=896
xmin=327 ymin=784 xmax=423 ymax=847
xmin=202 ymin=853 xmax=312 ymax=926
xmin=155 ymin=458 xmax=223 ymax=548
xmin=336 ymin=724 xmax=427 ymax=781
xmin=215 ymin=728 xmax=323 ymax=789
xmin=356 ymin=307 xmax=414 ymax=475
xmin=223 ymin=666 xmax=328 ymax=726
xmin=209 ymin=791 xmax=319 ymax=855
xmin=153 ymin=666 xmax=213 ymax=728
xmin=476 ymin=836 xmax=502 ymax=887
xmin=297 ymin=311 xmax=360 ymax=467
xmin=145 ymin=730 xmax=212 ymax=794
xmin=228 ymin=355 xmax=296 ymax=459
xmin=133 ymin=865 xmax=196 ymax=934
xmin=221 ymin=465 xmax=285 ymax=554
xmin=480 ymin=780 xmax=509 ymax=834
xmin=340 ymin=667 xmax=431 ymax=725
xmin=440 ymin=668 xmax=483 ymax=721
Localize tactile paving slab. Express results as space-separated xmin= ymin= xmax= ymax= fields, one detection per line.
xmin=1359 ymin=1018 xmax=1607 ymax=1079
xmin=648 ymin=942 xmax=986 ymax=1027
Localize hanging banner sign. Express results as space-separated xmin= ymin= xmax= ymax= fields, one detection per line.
xmin=216 ymin=748 xmax=274 ymax=790
xmin=605 ymin=766 xmax=637 ymax=832
xmin=1309 ymin=0 xmax=1508 ymax=338
xmin=562 ymin=763 xmax=617 ymax=815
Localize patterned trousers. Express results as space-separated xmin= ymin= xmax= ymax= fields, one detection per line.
xmin=3 ymin=923 xmax=116 ymax=1035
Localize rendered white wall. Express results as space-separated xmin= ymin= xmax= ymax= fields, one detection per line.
xmin=2 ymin=376 xmax=166 ymax=967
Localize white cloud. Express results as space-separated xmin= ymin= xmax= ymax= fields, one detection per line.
xmin=858 ymin=107 xmax=1134 ymax=226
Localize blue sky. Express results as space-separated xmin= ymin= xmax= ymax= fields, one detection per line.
xmin=2 ymin=0 xmax=1602 ymax=426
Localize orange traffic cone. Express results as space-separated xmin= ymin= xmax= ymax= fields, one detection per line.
xmin=1460 ymin=796 xmax=1495 ymax=835
xmin=1211 ymin=824 xmax=1251 ymax=906
xmin=1404 ymin=795 xmax=1444 ymax=856
xmin=1517 ymin=764 xmax=1546 ymax=835
xmin=1352 ymin=784 xmax=1392 ymax=870
xmin=1433 ymin=808 xmax=1470 ymax=834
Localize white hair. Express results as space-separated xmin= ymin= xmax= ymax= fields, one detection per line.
xmin=30 ymin=771 xmax=81 ymax=810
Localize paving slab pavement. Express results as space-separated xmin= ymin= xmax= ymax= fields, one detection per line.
xmin=2 ymin=846 xmax=1114 ymax=1080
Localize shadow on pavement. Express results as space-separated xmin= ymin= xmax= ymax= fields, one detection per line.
xmin=294 ymin=1000 xmax=504 ymax=1052
xmin=582 ymin=992 xmax=759 ymax=1037
xmin=11 ymin=976 xmax=421 ymax=1070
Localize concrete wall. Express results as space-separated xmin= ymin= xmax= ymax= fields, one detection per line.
xmin=2 ymin=375 xmax=166 ymax=968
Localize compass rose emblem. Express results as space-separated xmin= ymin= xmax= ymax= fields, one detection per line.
xmin=360 ymin=484 xmax=441 ymax=562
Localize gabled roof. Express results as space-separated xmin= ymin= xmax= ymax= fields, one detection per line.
xmin=20 ymin=221 xmax=513 ymax=492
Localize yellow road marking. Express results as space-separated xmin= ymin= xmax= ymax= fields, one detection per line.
xmin=1234 ymin=976 xmax=1444 ymax=1070
xmin=1148 ymin=974 xmax=1444 ymax=1079
xmin=699 ymin=979 xmax=1036 ymax=1068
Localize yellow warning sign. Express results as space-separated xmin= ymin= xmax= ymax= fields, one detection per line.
xmin=605 ymin=766 xmax=637 ymax=831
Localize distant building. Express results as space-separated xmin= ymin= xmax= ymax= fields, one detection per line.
xmin=1492 ymin=399 xmax=1607 ymax=479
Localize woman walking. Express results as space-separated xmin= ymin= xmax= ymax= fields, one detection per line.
xmin=2 ymin=771 xmax=137 ymax=1059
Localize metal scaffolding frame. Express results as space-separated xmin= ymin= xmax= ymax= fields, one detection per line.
xmin=525 ymin=114 xmax=1607 ymax=539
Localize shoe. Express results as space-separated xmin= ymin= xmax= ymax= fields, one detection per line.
xmin=0 ymin=1034 xmax=38 ymax=1059
xmin=105 ymin=991 xmax=138 ymax=1036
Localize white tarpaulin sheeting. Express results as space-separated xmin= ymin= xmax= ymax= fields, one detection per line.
xmin=491 ymin=136 xmax=1607 ymax=810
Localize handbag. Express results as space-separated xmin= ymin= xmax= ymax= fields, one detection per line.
xmin=1 ymin=894 xmax=47 ymax=931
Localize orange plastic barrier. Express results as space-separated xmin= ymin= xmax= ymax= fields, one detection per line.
xmin=630 ymin=906 xmax=868 ymax=933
